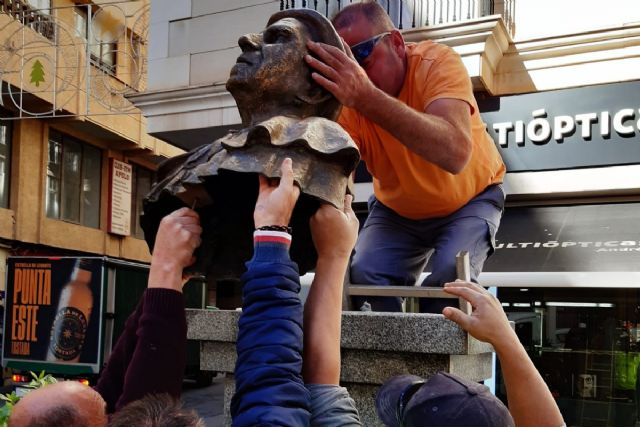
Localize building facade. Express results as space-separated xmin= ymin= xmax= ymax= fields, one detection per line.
xmin=132 ymin=0 xmax=640 ymax=425
xmin=0 ymin=0 xmax=183 ymax=290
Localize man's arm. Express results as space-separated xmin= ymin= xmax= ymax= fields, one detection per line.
xmin=302 ymin=195 xmax=359 ymax=385
xmin=231 ymin=158 xmax=312 ymax=426
xmin=443 ymin=281 xmax=565 ymax=427
xmin=306 ymin=40 xmax=472 ymax=174
xmin=94 ymin=208 xmax=202 ymax=412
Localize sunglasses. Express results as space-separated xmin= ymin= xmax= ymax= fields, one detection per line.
xmin=350 ymin=32 xmax=391 ymax=65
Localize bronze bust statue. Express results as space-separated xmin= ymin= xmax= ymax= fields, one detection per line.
xmin=141 ymin=9 xmax=360 ymax=279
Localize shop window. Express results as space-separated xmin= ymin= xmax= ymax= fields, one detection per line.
xmin=497 ymin=287 xmax=640 ymax=426
xmin=131 ymin=165 xmax=154 ymax=239
xmin=74 ymin=6 xmax=117 ymax=75
xmin=0 ymin=118 xmax=11 ymax=209
xmin=46 ymin=131 xmax=101 ymax=228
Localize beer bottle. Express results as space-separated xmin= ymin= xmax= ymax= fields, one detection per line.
xmin=46 ymin=259 xmax=93 ymax=363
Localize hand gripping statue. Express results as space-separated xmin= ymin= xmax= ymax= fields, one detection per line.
xmin=141 ymin=9 xmax=359 ymax=279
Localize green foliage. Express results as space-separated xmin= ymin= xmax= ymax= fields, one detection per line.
xmin=27 ymin=371 xmax=57 ymax=389
xmin=0 ymin=371 xmax=57 ymax=426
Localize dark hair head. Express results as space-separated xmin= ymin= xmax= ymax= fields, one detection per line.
xmin=108 ymin=394 xmax=204 ymax=427
xmin=332 ymin=0 xmax=395 ymax=33
xmin=266 ymin=8 xmax=344 ymax=121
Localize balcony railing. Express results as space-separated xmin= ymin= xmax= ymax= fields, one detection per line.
xmin=1 ymin=0 xmax=55 ymax=41
xmin=281 ymin=0 xmax=515 ymax=35
xmin=1 ymin=1 xmax=149 ymax=118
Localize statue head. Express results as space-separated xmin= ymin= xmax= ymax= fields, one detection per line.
xmin=226 ymin=8 xmax=344 ymax=125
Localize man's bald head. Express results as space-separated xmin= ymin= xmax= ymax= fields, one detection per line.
xmin=9 ymin=381 xmax=107 ymax=427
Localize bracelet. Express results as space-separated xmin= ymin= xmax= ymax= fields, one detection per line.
xmin=256 ymin=225 xmax=292 ymax=234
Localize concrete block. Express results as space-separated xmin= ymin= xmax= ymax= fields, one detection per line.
xmin=151 ymin=0 xmax=192 ymax=24
xmin=190 ymin=48 xmax=240 ymax=86
xmin=187 ymin=308 xmax=495 ymax=426
xmin=192 ymin=0 xmax=278 ymax=17
xmin=200 ymin=341 xmax=236 ymax=372
xmin=340 ymin=312 xmax=492 ymax=354
xmin=187 ymin=309 xmax=239 ymax=341
xmin=148 ymin=22 xmax=169 ymax=60
xmin=344 ymin=384 xmax=384 ymax=427
xmin=147 ymin=55 xmax=190 ymax=91
xmin=168 ymin=3 xmax=277 ymax=56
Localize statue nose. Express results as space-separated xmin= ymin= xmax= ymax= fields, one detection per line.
xmin=238 ymin=33 xmax=261 ymax=51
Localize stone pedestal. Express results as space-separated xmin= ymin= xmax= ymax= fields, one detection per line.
xmin=187 ymin=309 xmax=494 ymax=426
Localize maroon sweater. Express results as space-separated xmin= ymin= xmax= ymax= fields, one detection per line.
xmin=93 ymin=288 xmax=187 ymax=413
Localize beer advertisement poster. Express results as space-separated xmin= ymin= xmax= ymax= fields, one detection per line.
xmin=2 ymin=257 xmax=105 ymax=372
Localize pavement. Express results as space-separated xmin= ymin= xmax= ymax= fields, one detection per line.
xmin=181 ymin=377 xmax=225 ymax=427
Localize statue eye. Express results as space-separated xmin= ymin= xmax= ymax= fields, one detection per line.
xmin=264 ymin=27 xmax=293 ymax=44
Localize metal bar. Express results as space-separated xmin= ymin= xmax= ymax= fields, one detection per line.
xmin=412 ymin=0 xmax=416 ymax=28
xmin=52 ymin=6 xmax=57 ymax=115
xmin=85 ymin=4 xmax=92 ymax=116
xmin=349 ymin=285 xmax=451 ymax=299
xmin=425 ymin=0 xmax=429 ymax=26
xmin=399 ymin=0 xmax=403 ymax=29
xmin=455 ymin=251 xmax=472 ymax=315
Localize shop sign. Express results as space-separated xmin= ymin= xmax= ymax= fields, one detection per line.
xmin=479 ymin=80 xmax=640 ymax=172
xmin=2 ymin=257 xmax=104 ymax=372
xmin=108 ymin=159 xmax=132 ymax=236
xmin=484 ymin=203 xmax=640 ymax=272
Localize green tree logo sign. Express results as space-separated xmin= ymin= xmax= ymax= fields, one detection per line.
xmin=30 ymin=59 xmax=45 ymax=87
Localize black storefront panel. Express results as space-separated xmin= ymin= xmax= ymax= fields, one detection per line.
xmin=479 ymin=80 xmax=640 ymax=173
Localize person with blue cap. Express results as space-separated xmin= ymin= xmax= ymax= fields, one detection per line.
xmin=375 ymin=280 xmax=566 ymax=427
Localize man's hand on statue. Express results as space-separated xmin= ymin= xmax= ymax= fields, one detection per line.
xmin=442 ymin=281 xmax=517 ymax=350
xmin=148 ymin=207 xmax=202 ymax=292
xmin=305 ymin=40 xmax=376 ymax=110
xmin=310 ymin=194 xmax=359 ymax=261
xmin=254 ymin=157 xmax=300 ymax=229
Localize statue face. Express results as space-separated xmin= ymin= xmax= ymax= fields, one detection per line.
xmin=227 ymin=17 xmax=312 ymax=104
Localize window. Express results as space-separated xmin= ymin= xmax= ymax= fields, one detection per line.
xmin=46 ymin=131 xmax=101 ymax=228
xmin=74 ymin=6 xmax=117 ymax=75
xmin=0 ymin=118 xmax=12 ymax=208
xmin=497 ymin=287 xmax=640 ymax=426
xmin=131 ymin=165 xmax=154 ymax=239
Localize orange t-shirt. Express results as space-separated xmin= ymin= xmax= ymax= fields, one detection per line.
xmin=339 ymin=41 xmax=506 ymax=219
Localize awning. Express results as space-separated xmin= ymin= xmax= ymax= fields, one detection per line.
xmin=478 ymin=202 xmax=640 ymax=287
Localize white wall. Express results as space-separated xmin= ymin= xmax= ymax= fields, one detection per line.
xmin=514 ymin=0 xmax=640 ymax=41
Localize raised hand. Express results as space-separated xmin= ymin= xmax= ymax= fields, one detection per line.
xmin=305 ymin=39 xmax=376 ymax=109
xmin=149 ymin=207 xmax=202 ymax=291
xmin=310 ymin=194 xmax=359 ymax=260
xmin=254 ymin=158 xmax=300 ymax=229
xmin=442 ymin=280 xmax=516 ymax=348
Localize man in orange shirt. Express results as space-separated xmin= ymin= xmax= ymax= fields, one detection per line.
xmin=307 ymin=1 xmax=506 ymax=312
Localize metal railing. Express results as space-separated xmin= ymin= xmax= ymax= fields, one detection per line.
xmin=281 ymin=0 xmax=515 ymax=34
xmin=1 ymin=0 xmax=55 ymax=41
xmin=1 ymin=1 xmax=149 ymax=118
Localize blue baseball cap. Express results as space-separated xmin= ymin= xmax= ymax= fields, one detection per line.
xmin=375 ymin=372 xmax=514 ymax=427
